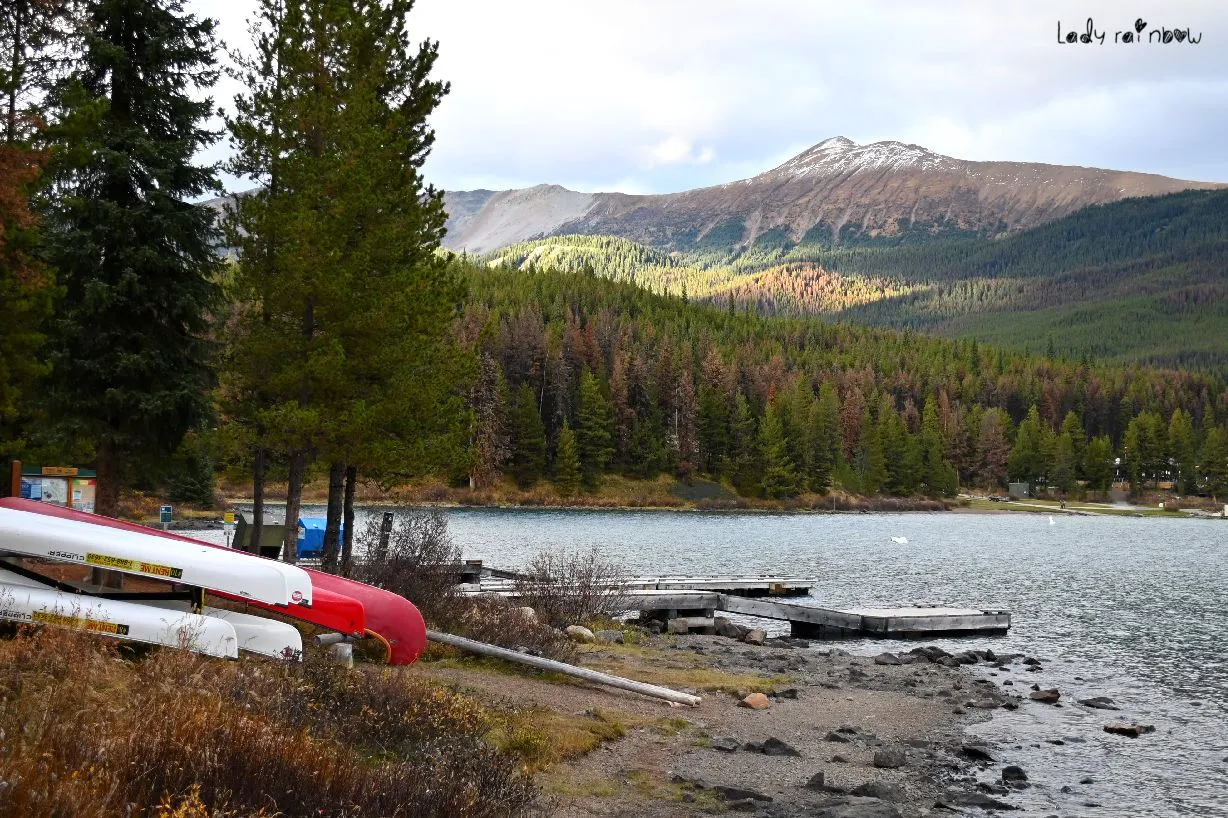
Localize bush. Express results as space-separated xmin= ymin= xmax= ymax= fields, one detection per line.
xmin=351 ymin=508 xmax=463 ymax=626
xmin=514 ymin=548 xmax=630 ymax=629
xmin=0 ymin=627 xmax=537 ymax=818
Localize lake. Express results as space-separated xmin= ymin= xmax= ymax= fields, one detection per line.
xmin=226 ymin=506 xmax=1228 ymax=815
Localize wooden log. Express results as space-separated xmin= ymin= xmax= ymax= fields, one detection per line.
xmin=426 ymin=629 xmax=702 ymax=707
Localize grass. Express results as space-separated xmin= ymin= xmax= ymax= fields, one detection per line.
xmin=963 ymin=496 xmax=1188 ymax=517
xmin=575 ymin=641 xmax=794 ymax=693
xmin=0 ymin=626 xmax=538 ymax=818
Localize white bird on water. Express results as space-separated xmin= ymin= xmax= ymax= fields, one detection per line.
xmin=891 ymin=536 xmax=909 ymax=544
xmin=1048 ymin=516 xmax=1055 ymax=525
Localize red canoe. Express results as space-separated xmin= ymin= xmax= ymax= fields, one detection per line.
xmin=0 ymin=498 xmax=426 ymax=665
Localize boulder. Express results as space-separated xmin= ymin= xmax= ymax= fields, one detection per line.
xmin=874 ymin=652 xmax=902 ymax=665
xmin=761 ymin=737 xmax=802 ymax=757
xmin=938 ymin=791 xmax=1018 ymax=811
xmin=666 ymin=618 xmax=690 ymax=635
xmin=743 ymin=628 xmax=767 ymax=646
xmin=831 ymin=754 xmax=850 ymax=763
xmin=1104 ymin=722 xmax=1155 ymax=738
xmin=594 ymin=629 xmax=624 ymax=644
xmin=1028 ymin=688 xmax=1061 ymax=704
xmin=824 ymin=730 xmax=853 ymax=743
xmin=959 ymin=744 xmax=996 ymax=763
xmin=1078 ymin=696 xmax=1120 ymax=711
xmin=738 ymin=692 xmax=772 ymax=710
xmin=1002 ymin=765 xmax=1029 ymax=785
xmin=851 ymin=781 xmax=906 ymax=801
xmin=811 ymin=796 xmax=904 ymax=818
xmin=873 ymin=748 xmax=907 ymax=769
xmin=715 ymin=617 xmax=745 ymax=639
xmin=709 ymin=735 xmax=740 ymax=752
xmin=711 ymin=785 xmax=772 ymax=803
xmin=564 ymin=625 xmax=595 ymax=643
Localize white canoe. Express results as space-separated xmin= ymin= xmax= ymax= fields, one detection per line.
xmin=0 ymin=507 xmax=312 ymax=607
xmin=144 ymin=600 xmax=303 ymax=661
xmin=0 ymin=581 xmax=239 ymax=659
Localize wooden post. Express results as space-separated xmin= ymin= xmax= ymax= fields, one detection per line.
xmin=427 ymin=629 xmax=702 ymax=706
xmin=377 ymin=511 xmax=393 ymax=552
xmin=9 ymin=460 xmax=19 ymax=497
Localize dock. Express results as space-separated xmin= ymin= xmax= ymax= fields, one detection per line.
xmin=458 ymin=568 xmax=1009 ymax=640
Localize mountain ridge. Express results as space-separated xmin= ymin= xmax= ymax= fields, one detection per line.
xmin=442 ymin=137 xmax=1223 ymax=254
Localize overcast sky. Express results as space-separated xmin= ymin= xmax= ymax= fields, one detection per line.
xmin=191 ymin=0 xmax=1228 ymax=194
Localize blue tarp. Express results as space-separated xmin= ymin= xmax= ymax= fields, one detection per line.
xmin=297 ymin=517 xmax=343 ymax=559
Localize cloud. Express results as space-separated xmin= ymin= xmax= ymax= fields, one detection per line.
xmin=647 ymin=136 xmax=716 ymax=166
xmin=191 ymin=0 xmax=1228 ymax=193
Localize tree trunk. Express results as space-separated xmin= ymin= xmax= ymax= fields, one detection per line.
xmin=341 ymin=464 xmax=357 ymax=576
xmin=95 ymin=436 xmax=121 ymax=518
xmin=250 ymin=446 xmax=265 ymax=554
xmin=321 ymin=460 xmax=345 ymax=572
xmin=281 ymin=451 xmax=305 ymax=563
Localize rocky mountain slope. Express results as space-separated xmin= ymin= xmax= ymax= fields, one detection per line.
xmin=442 ymin=137 xmax=1222 ymax=254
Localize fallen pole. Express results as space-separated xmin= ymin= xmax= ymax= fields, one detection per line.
xmin=426 ymin=629 xmax=702 ymax=706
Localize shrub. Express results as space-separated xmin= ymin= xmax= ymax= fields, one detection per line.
xmin=514 ymin=548 xmax=630 ymax=629
xmin=351 ymin=508 xmax=463 ymax=626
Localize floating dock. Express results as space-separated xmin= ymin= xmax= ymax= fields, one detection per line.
xmin=459 ymin=568 xmax=1009 ymax=640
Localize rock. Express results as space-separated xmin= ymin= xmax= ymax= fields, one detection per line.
xmin=1029 ymin=688 xmax=1061 ymax=704
xmin=960 ymin=744 xmax=996 ymax=763
xmin=874 ymin=652 xmax=902 ymax=665
xmin=851 ymin=781 xmax=906 ymax=802
xmin=715 ymin=618 xmax=745 ymax=639
xmin=1079 ymin=777 xmax=1095 ymax=784
xmin=594 ymin=629 xmax=624 ymax=644
xmin=743 ymin=628 xmax=767 ymax=646
xmin=824 ymin=731 xmax=852 ymax=743
xmin=831 ymin=754 xmax=849 ymax=763
xmin=1002 ymin=765 xmax=1029 ymax=785
xmin=836 ymin=725 xmax=859 ymax=734
xmin=804 ymin=771 xmax=826 ymax=790
xmin=938 ymin=791 xmax=1019 ymax=811
xmin=711 ymin=785 xmax=772 ymax=803
xmin=954 ymin=650 xmax=980 ymax=665
xmin=666 ymin=618 xmax=690 ymax=635
xmin=774 ymin=687 xmax=800 ymax=700
xmin=709 ymin=735 xmax=740 ymax=752
xmin=812 ymin=797 xmax=904 ymax=818
xmin=969 ymin=699 xmax=1001 ymax=709
xmin=564 ymin=625 xmax=595 ymax=643
xmin=761 ymin=737 xmax=801 ymax=757
xmin=1078 ymin=696 xmax=1120 ymax=710
xmin=939 ymin=656 xmax=961 ymax=668
xmin=518 ymin=606 xmax=536 ymax=622
xmin=739 ymin=692 xmax=771 ymax=710
xmin=1104 ymin=722 xmax=1156 ymax=738
xmin=1022 ymin=657 xmax=1041 ymax=665
xmin=1060 ymin=785 xmax=1074 ymax=794
xmin=725 ymin=798 xmax=758 ymax=812
xmin=872 ymin=748 xmax=906 ymax=769
xmin=645 ymin=619 xmax=663 ymax=634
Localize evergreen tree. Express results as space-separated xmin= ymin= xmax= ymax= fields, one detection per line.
xmin=575 ymin=368 xmax=614 ymax=490
xmin=758 ymin=399 xmax=798 ymax=499
xmin=806 ymin=380 xmax=841 ymax=492
xmin=729 ymin=390 xmax=759 ymax=496
xmin=920 ymin=399 xmax=957 ymax=497
xmin=1008 ymin=405 xmax=1049 ymax=492
xmin=1059 ymin=411 xmax=1086 ymax=479
xmin=1050 ymin=429 xmax=1078 ymax=494
xmin=1200 ymin=427 xmax=1228 ymax=499
xmin=857 ymin=408 xmax=887 ymax=495
xmin=42 ymin=0 xmax=221 ymax=516
xmin=553 ymin=423 xmax=580 ymax=495
xmin=1083 ymin=435 xmax=1114 ymax=492
xmin=1168 ymin=408 xmax=1196 ymax=495
xmin=975 ymin=409 xmax=1010 ymax=489
xmin=509 ymin=382 xmax=546 ymax=488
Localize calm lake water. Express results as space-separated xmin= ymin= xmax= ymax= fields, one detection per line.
xmin=226 ymin=507 xmax=1228 ymax=815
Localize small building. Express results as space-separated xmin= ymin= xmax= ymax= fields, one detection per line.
xmin=1007 ymin=481 xmax=1030 ymax=500
xmin=232 ymin=512 xmax=287 ymax=559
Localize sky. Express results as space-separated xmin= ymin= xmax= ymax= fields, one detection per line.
xmin=192 ymin=0 xmax=1228 ymax=195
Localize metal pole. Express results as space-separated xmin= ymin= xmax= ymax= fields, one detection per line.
xmin=426 ymin=629 xmax=702 ymax=706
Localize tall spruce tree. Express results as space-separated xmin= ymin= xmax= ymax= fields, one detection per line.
xmin=759 ymin=400 xmax=798 ymax=499
xmin=42 ymin=0 xmax=221 ymax=516
xmin=575 ymin=368 xmax=613 ymax=490
xmin=227 ymin=0 xmax=464 ymax=564
xmin=509 ymin=382 xmax=545 ymax=488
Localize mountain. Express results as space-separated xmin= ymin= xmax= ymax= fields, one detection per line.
xmin=442 ymin=137 xmax=1222 ymax=253
xmin=481 ymin=187 xmax=1228 ymax=372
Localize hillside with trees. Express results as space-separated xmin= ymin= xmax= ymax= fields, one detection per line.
xmin=480 ymin=187 xmax=1228 ymax=373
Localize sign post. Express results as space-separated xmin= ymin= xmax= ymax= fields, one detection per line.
xmin=223 ymin=510 xmax=235 ymax=547
xmin=160 ymin=504 xmax=173 ymax=531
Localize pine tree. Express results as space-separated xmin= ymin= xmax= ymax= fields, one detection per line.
xmin=509 ymin=382 xmax=546 ymax=488
xmin=759 ymin=400 xmax=798 ymax=499
xmin=1008 ymin=405 xmax=1049 ymax=492
xmin=1200 ymin=427 xmax=1228 ymax=499
xmin=1168 ymin=408 xmax=1196 ymax=495
xmin=920 ymin=399 xmax=957 ymax=497
xmin=806 ymin=380 xmax=841 ymax=492
xmin=729 ymin=390 xmax=759 ymax=496
xmin=553 ymin=422 xmax=581 ymax=495
xmin=42 ymin=0 xmax=222 ymax=516
xmin=1083 ymin=435 xmax=1114 ymax=491
xmin=857 ymin=408 xmax=887 ymax=495
xmin=575 ymin=368 xmax=613 ymax=490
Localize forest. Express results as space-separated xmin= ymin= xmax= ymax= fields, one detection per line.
xmin=483 ymin=188 xmax=1228 ymax=372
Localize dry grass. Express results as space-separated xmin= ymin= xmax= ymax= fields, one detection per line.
xmin=577 ymin=642 xmax=793 ymax=693
xmin=0 ymin=627 xmax=537 ymax=818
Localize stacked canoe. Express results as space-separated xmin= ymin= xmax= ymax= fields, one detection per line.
xmin=0 ymin=498 xmax=426 ymax=665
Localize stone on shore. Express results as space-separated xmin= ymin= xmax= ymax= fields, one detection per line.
xmin=1002 ymin=765 xmax=1029 ymax=786
xmin=761 ymin=737 xmax=802 ymax=757
xmin=564 ymin=625 xmax=595 ymax=643
xmin=1104 ymin=722 xmax=1156 ymax=737
xmin=739 ymin=692 xmax=772 ymax=710
xmin=742 ymin=628 xmax=767 ymax=646
xmin=594 ymin=629 xmax=624 ymax=644
xmin=851 ymin=781 xmax=906 ymax=801
xmin=1078 ymin=696 xmax=1119 ymax=710
xmin=811 ymin=796 xmax=904 ymax=818
xmin=709 ymin=735 xmax=740 ymax=752
xmin=667 ymin=617 xmax=690 ymax=635
xmin=1028 ymin=688 xmax=1061 ymax=704
xmin=874 ymin=652 xmax=902 ymax=665
xmin=938 ymin=791 xmax=1019 ymax=811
